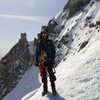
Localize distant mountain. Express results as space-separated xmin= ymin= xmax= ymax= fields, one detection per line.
xmin=0 ymin=33 xmax=34 ymax=99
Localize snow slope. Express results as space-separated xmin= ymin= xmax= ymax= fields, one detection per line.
xmin=3 ymin=0 xmax=100 ymax=100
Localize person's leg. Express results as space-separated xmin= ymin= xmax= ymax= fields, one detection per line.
xmin=51 ymin=81 xmax=57 ymax=95
xmin=42 ymin=75 xmax=48 ymax=96
xmin=47 ymin=66 xmax=57 ymax=95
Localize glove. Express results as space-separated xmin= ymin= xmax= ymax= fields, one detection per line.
xmin=44 ymin=60 xmax=49 ymax=67
xmin=34 ymin=62 xmax=39 ymax=67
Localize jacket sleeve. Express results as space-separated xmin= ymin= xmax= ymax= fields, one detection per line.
xmin=35 ymin=43 xmax=39 ymax=66
xmin=51 ymin=41 xmax=56 ymax=59
xmin=48 ymin=40 xmax=56 ymax=62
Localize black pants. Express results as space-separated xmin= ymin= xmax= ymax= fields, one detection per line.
xmin=42 ymin=65 xmax=56 ymax=91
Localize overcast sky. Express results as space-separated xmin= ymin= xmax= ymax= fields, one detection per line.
xmin=0 ymin=0 xmax=67 ymax=59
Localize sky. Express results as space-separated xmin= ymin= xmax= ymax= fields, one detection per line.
xmin=0 ymin=0 xmax=67 ymax=59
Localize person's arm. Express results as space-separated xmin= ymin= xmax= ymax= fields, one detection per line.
xmin=35 ymin=43 xmax=39 ymax=67
xmin=51 ymin=40 xmax=56 ymax=60
xmin=47 ymin=40 xmax=56 ymax=63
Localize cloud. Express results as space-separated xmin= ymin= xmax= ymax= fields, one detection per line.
xmin=0 ymin=14 xmax=50 ymax=23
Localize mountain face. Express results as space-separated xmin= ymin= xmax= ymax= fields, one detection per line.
xmin=1 ymin=0 xmax=100 ymax=99
xmin=44 ymin=0 xmax=100 ymax=67
xmin=0 ymin=33 xmax=31 ymax=99
xmin=63 ymin=0 xmax=90 ymax=17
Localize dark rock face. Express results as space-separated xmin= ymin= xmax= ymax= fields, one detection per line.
xmin=78 ymin=41 xmax=89 ymax=52
xmin=0 ymin=33 xmax=30 ymax=99
xmin=63 ymin=0 xmax=90 ymax=17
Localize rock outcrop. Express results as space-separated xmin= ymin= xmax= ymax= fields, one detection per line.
xmin=0 ymin=33 xmax=30 ymax=99
xmin=63 ymin=0 xmax=90 ymax=17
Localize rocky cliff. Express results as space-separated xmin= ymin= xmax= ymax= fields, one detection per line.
xmin=0 ymin=33 xmax=30 ymax=99
xmin=64 ymin=0 xmax=90 ymax=17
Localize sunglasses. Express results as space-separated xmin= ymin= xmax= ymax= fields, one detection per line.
xmin=42 ymin=33 xmax=47 ymax=36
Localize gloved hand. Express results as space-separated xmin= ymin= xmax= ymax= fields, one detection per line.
xmin=34 ymin=62 xmax=39 ymax=67
xmin=44 ymin=58 xmax=52 ymax=66
xmin=44 ymin=60 xmax=49 ymax=67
